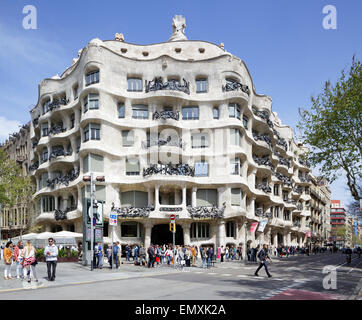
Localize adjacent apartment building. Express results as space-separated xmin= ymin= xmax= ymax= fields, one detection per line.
xmin=0 ymin=123 xmax=33 ymax=240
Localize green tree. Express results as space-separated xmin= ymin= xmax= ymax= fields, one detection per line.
xmin=0 ymin=148 xmax=32 ymax=209
xmin=298 ymin=56 xmax=362 ymax=201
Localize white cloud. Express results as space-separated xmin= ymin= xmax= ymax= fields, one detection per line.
xmin=0 ymin=23 xmax=67 ymax=67
xmin=0 ymin=116 xmax=22 ymax=143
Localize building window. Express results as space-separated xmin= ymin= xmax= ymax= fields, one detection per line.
xmin=274 ymin=184 xmax=279 ymax=196
xmin=196 ymin=78 xmax=208 ymax=93
xmin=83 ymin=123 xmax=100 ymax=142
xmin=41 ymin=196 xmax=55 ymax=213
xmin=283 ymin=210 xmax=290 ymax=221
xmin=70 ymin=113 xmax=75 ymax=129
xmin=243 ymin=116 xmax=248 ymax=129
xmin=196 ymin=189 xmax=217 ymax=206
xmin=73 ymin=84 xmax=79 ymax=100
xmin=213 ymin=107 xmax=219 ymax=119
xmin=191 ymin=133 xmax=209 ymax=148
xmin=132 ymin=104 xmax=148 ymax=119
xmin=274 ymin=206 xmax=280 ymax=218
xmin=230 ymin=128 xmax=242 ymax=146
xmin=191 ymin=223 xmax=210 ymax=239
xmin=121 ymin=222 xmax=143 ymax=237
xmin=194 ymin=162 xmax=209 ymax=177
xmin=83 ymin=93 xmax=99 ymax=113
xmin=41 ymin=123 xmax=49 ymax=137
xmin=122 ymin=130 xmax=134 ymax=147
xmin=229 ymin=103 xmax=240 ymax=119
xmin=41 ymin=148 xmax=48 ymax=163
xmin=231 ymin=188 xmax=242 ymax=206
xmin=126 ymin=158 xmax=140 ymax=175
xmin=83 ymin=153 xmax=104 ymax=173
xmin=42 ymin=100 xmax=51 ymax=115
xmin=40 ymin=172 xmax=48 ymax=189
xmin=85 ymin=70 xmax=99 ymax=86
xmin=118 ymin=103 xmax=125 ymax=118
xmin=230 ymin=158 xmax=241 ymax=175
xmin=182 ymin=106 xmax=199 ymax=120
xmin=226 ymin=221 xmax=236 ymax=238
xmin=283 ymin=192 xmax=288 ymax=202
xmin=127 ymin=78 xmax=143 ymax=92
xmin=120 ymin=191 xmax=147 ymax=207
xmin=76 ymin=137 xmax=81 ymax=153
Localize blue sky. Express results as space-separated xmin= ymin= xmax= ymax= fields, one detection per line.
xmin=0 ymin=0 xmax=361 ymax=207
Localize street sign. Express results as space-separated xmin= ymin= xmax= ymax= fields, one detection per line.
xmin=170 ymin=214 xmax=175 ymax=221
xmin=93 ymin=217 xmax=97 ymax=227
xmin=109 ymin=213 xmax=117 ymax=226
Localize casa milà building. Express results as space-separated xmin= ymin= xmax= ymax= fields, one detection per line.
xmin=28 ymin=16 xmax=313 ymax=256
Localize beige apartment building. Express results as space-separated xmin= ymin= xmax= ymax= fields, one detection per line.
xmin=19 ymin=16 xmax=317 ymax=256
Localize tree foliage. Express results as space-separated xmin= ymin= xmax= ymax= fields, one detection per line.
xmin=0 ymin=148 xmax=32 ymax=208
xmin=298 ymin=56 xmax=362 ymax=201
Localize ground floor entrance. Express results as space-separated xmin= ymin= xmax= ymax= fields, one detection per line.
xmin=151 ymin=224 xmax=184 ymax=246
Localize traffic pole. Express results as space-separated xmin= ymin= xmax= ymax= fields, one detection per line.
xmin=173 ymin=228 xmax=176 ymax=269
xmin=90 ymin=172 xmax=94 ymax=271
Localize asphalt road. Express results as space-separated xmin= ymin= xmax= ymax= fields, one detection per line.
xmin=0 ymin=253 xmax=361 ymax=300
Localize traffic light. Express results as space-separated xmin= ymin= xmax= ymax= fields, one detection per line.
xmin=169 ymin=222 xmax=176 ymax=233
xmin=96 ymin=176 xmax=105 ymax=182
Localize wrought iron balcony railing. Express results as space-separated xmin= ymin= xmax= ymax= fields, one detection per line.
xmin=272 ymin=129 xmax=288 ymax=151
xmin=145 ymin=77 xmax=190 ymax=94
xmin=46 ymin=98 xmax=69 ymax=114
xmin=255 ymin=183 xmax=272 ymax=193
xmin=255 ymin=208 xmax=272 ymax=218
xmin=141 ymin=136 xmax=184 ymax=149
xmin=187 ymin=202 xmax=226 ymax=219
xmin=29 ymin=161 xmax=39 ymax=172
xmin=293 ymin=221 xmax=301 ymax=228
xmin=32 ymin=117 xmax=39 ymax=127
xmin=47 ymin=169 xmax=79 ymax=188
xmin=152 ymin=110 xmax=180 ymax=121
xmin=292 ymin=185 xmax=303 ymax=194
xmin=143 ymin=163 xmax=194 ymax=177
xmin=222 ymin=79 xmax=250 ymax=95
xmin=252 ymin=131 xmax=272 ymax=148
xmin=273 ymin=171 xmax=292 ymax=187
xmin=111 ymin=204 xmax=155 ymax=218
xmin=298 ymin=158 xmax=310 ymax=167
xmin=252 ymin=107 xmax=274 ymax=128
xmin=48 ymin=147 xmax=72 ymax=161
xmin=252 ymin=155 xmax=274 ymax=170
xmin=32 ymin=140 xmax=39 ymax=148
xmin=49 ymin=124 xmax=66 ymax=136
xmin=54 ymin=205 xmax=76 ymax=221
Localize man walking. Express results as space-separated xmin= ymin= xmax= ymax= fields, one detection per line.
xmin=44 ymin=238 xmax=59 ymax=281
xmin=147 ymin=244 xmax=155 ymax=268
xmin=254 ymin=244 xmax=272 ymax=278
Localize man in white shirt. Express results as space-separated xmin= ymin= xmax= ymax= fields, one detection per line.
xmin=44 ymin=238 xmax=59 ymax=281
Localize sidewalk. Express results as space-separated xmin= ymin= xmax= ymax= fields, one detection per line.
xmin=0 ymin=260 xmax=182 ymax=292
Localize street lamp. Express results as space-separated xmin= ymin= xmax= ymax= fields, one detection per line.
xmin=82 ymin=173 xmax=105 ymax=271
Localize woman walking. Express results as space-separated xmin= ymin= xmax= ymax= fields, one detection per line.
xmin=3 ymin=241 xmax=14 ymax=280
xmin=14 ymin=241 xmax=25 ymax=279
xmin=23 ymin=240 xmax=38 ymax=283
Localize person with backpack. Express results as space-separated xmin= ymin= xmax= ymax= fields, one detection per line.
xmin=254 ymin=244 xmax=272 ymax=278
xmin=206 ymin=246 xmax=214 ymax=268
